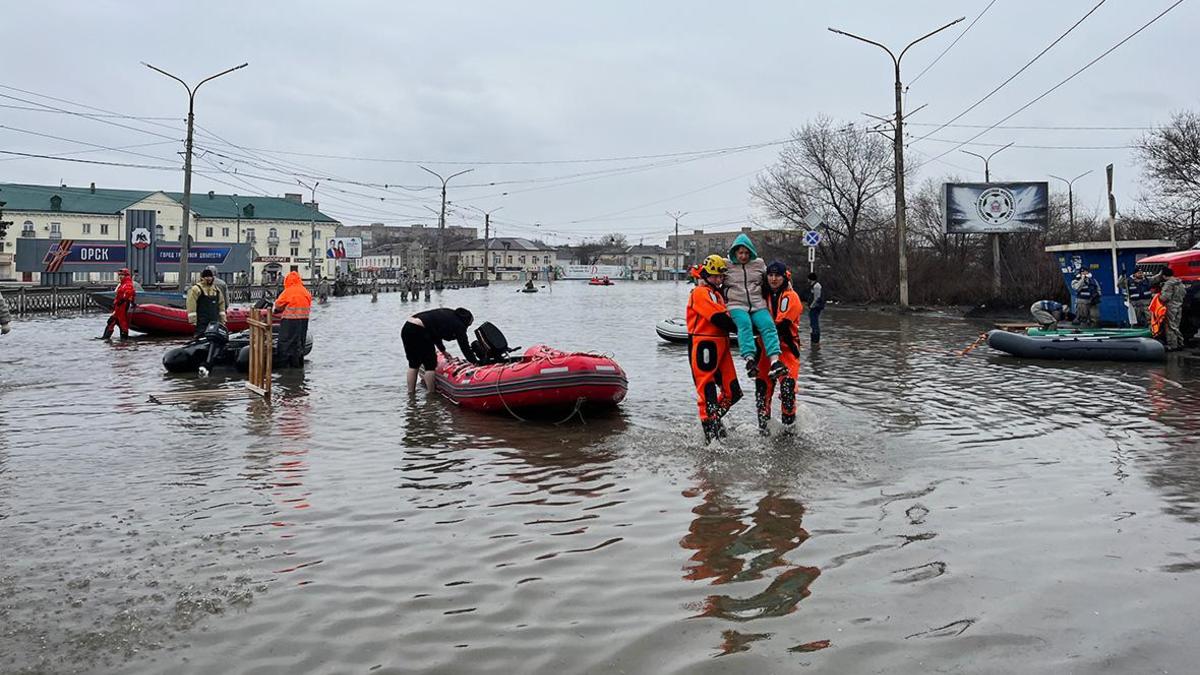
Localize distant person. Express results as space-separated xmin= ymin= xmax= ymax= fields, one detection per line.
xmin=370 ymin=276 xmax=380 ymax=302
xmin=524 ymin=279 xmax=536 ymax=292
xmin=1118 ymin=269 xmax=1153 ymax=326
xmin=805 ymin=272 xmax=825 ymax=345
xmin=186 ymin=268 xmax=226 ymax=337
xmin=273 ymin=271 xmax=312 ymax=367
xmin=316 ymin=275 xmax=331 ymax=304
xmin=101 ymin=268 xmax=136 ymax=340
xmin=0 ymin=289 xmax=12 ymax=336
xmin=130 ymin=269 xmax=145 ymax=292
xmin=204 ymin=265 xmax=229 ymax=307
xmin=1030 ymin=299 xmax=1074 ymax=330
xmin=723 ymin=233 xmax=785 ymax=380
xmin=687 ymin=255 xmax=741 ymax=444
xmin=1071 ymin=269 xmax=1102 ymax=328
xmin=1154 ymin=268 xmax=1186 ymax=350
xmin=754 ymin=261 xmax=804 ymax=433
xmin=402 ymin=307 xmax=480 ymax=394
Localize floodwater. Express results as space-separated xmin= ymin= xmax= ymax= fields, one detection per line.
xmin=3 ymin=282 xmax=1200 ymax=674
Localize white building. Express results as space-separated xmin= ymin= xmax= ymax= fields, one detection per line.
xmin=449 ymin=237 xmax=557 ymax=281
xmin=0 ymin=182 xmax=340 ymax=283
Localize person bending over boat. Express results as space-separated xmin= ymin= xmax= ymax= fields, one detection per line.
xmin=688 ymin=255 xmax=742 ymax=444
xmin=274 ymin=271 xmax=312 ymax=367
xmin=101 ymin=268 xmax=136 ymax=340
xmin=403 ymin=307 xmax=480 ymax=394
xmin=186 ymin=268 xmax=227 ymax=338
xmin=1030 ymin=300 xmax=1074 ymax=330
xmin=754 ymin=261 xmax=803 ymax=433
xmin=724 ymin=233 xmax=786 ymax=380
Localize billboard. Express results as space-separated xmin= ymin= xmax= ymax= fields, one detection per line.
xmin=560 ymin=264 xmax=630 ymax=280
xmin=943 ymin=182 xmax=1049 ymax=234
xmin=326 ymin=237 xmax=362 ymax=259
xmin=38 ymin=240 xmax=127 ymax=271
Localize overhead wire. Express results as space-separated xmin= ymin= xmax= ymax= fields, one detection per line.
xmin=909 ymin=0 xmax=1000 ymax=86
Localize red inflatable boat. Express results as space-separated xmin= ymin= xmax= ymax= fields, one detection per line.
xmin=128 ymin=303 xmax=275 ymax=335
xmin=435 ymin=345 xmax=627 ymax=414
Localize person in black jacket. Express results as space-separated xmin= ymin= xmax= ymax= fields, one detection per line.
xmin=403 ymin=307 xmax=480 ymax=393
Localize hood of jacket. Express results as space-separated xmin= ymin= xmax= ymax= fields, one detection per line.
xmin=728 ymin=233 xmax=759 ymax=260
xmin=284 ymin=271 xmax=305 ymax=288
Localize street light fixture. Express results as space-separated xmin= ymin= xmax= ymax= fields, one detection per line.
xmin=962 ymin=142 xmax=1013 ymax=297
xmin=419 ymin=166 xmax=474 ymax=285
xmin=142 ymin=61 xmax=248 ymax=291
xmin=1048 ymin=170 xmax=1093 ymax=242
xmin=828 ymin=17 xmax=964 ymax=307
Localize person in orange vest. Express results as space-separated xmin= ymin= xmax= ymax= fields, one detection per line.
xmin=687 ymin=254 xmax=742 ymax=444
xmin=753 ymin=261 xmax=803 ymax=433
xmin=101 ymin=267 xmax=136 ymax=340
xmin=273 ymin=270 xmax=312 ymax=367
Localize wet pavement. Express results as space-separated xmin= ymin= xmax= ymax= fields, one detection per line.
xmin=2 ymin=281 xmax=1200 ymax=674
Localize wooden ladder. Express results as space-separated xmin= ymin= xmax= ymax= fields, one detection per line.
xmin=246 ymin=309 xmax=273 ymax=398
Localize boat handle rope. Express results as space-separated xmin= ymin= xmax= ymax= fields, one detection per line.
xmin=493 ymin=371 xmax=588 ymax=426
xmin=959 ymin=332 xmax=989 ymax=357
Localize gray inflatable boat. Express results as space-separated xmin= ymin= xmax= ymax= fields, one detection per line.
xmin=986 ymin=329 xmax=1166 ymax=362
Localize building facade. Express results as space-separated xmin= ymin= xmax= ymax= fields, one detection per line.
xmin=0 ymin=182 xmax=340 ymax=283
xmin=664 ymin=226 xmax=791 ymax=269
xmin=449 ymin=237 xmax=557 ymax=281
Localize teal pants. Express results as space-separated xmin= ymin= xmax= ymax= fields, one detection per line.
xmin=729 ymin=307 xmax=780 ymax=359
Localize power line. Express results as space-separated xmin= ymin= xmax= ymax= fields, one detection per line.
xmin=0 ymin=101 xmax=178 ymax=121
xmin=911 ymin=0 xmax=1108 ymax=145
xmin=909 ymin=0 xmax=1000 ymax=86
xmin=0 ymin=91 xmax=180 ymax=142
xmin=913 ymin=0 xmax=1186 ymax=171
xmin=906 ymin=121 xmax=1154 ymax=131
xmin=0 ymin=123 xmax=182 ymax=164
xmin=0 ymin=139 xmax=177 ymax=163
xmin=916 ymin=136 xmax=1134 ymax=150
xmin=0 ymin=150 xmax=179 ymax=170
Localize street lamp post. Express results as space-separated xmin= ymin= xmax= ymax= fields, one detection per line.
xmin=298 ymin=179 xmax=320 ymax=280
xmin=667 ymin=210 xmax=687 ymax=280
xmin=142 ymin=61 xmax=248 ymax=291
xmin=963 ymin=142 xmax=1013 ymax=297
xmin=829 ymin=17 xmax=963 ymax=308
xmin=1049 ymin=170 xmax=1093 ymax=242
xmin=419 ymin=166 xmax=474 ymax=285
xmin=478 ymin=206 xmax=503 ymax=282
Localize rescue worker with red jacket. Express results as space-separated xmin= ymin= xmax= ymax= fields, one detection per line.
xmin=101 ymin=267 xmax=136 ymax=340
xmin=754 ymin=261 xmax=803 ymax=432
xmin=273 ymin=270 xmax=312 ymax=367
xmin=687 ymin=254 xmax=742 ymax=444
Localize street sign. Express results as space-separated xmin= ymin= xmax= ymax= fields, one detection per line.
xmin=803 ymin=230 xmax=822 ymax=247
xmin=803 ymin=212 xmax=822 ymax=229
xmin=807 ymin=246 xmax=816 ymax=262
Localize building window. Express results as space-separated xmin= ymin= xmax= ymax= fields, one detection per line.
xmin=507 ymin=255 xmax=513 ymax=265
xmin=222 ymin=227 xmax=230 ymax=238
xmin=205 ymin=226 xmax=213 ymax=237
xmin=245 ymin=227 xmax=256 ymax=242
xmin=22 ymin=220 xmax=34 ymax=237
xmin=519 ymin=255 xmax=526 ymax=264
xmin=82 ymin=223 xmax=91 ymax=234
xmin=50 ymin=222 xmax=61 ymax=237
xmin=291 ymin=229 xmax=301 ymax=239
xmin=269 ymin=247 xmax=278 ymax=256
xmin=99 ymin=272 xmax=115 ymax=282
xmin=73 ymin=272 xmax=89 ymax=283
xmin=100 ymin=223 xmax=109 ymax=235
xmin=290 ymin=247 xmax=299 ymax=257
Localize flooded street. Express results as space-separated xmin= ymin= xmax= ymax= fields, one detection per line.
xmin=4 ymin=281 xmax=1200 ymax=674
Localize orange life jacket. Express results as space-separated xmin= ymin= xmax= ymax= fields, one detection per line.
xmin=1149 ymin=293 xmax=1167 ymax=338
xmin=274 ymin=271 xmax=313 ymax=320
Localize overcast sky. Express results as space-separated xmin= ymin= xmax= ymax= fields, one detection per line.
xmin=2 ymin=1 xmax=1195 ymax=245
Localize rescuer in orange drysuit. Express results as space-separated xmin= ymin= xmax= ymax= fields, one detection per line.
xmin=687 ymin=254 xmax=742 ymax=444
xmin=273 ymin=270 xmax=312 ymax=367
xmin=101 ymin=267 xmax=136 ymax=340
xmin=754 ymin=261 xmax=803 ymax=433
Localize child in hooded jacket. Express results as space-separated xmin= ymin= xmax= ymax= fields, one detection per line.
xmin=724 ymin=233 xmax=786 ymax=380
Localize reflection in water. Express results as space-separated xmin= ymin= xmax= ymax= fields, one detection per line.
xmin=680 ymin=479 xmax=822 ymax=655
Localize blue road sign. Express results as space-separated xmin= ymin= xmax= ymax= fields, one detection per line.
xmin=803 ymin=230 xmax=822 ymax=247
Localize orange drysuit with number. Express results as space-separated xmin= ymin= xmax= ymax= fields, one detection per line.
xmin=755 ymin=286 xmax=803 ymax=428
xmin=687 ymin=281 xmax=742 ymax=442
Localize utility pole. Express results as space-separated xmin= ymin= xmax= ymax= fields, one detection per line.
xmin=298 ymin=179 xmax=320 ymax=280
xmin=479 ymin=206 xmax=502 ymax=282
xmin=963 ymin=142 xmax=1013 ymax=298
xmin=1049 ymin=170 xmax=1093 ymax=242
xmin=829 ymin=17 xmax=963 ymax=308
xmin=419 ymin=166 xmax=473 ymax=285
xmin=143 ymin=61 xmax=248 ymax=291
xmin=667 ymin=210 xmax=687 ymax=280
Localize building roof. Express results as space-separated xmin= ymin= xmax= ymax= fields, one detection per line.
xmin=0 ymin=182 xmax=339 ymax=223
xmin=449 ymin=237 xmax=553 ymax=252
xmin=626 ymin=244 xmax=667 ymax=254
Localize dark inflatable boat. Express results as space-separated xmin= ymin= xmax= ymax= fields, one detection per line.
xmin=162 ymin=323 xmax=313 ymax=373
xmin=986 ymin=329 xmax=1165 ymax=362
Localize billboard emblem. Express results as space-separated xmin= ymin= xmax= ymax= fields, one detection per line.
xmin=131 ymin=227 xmax=152 ymax=250
xmin=976 ymin=187 xmax=1016 ymax=226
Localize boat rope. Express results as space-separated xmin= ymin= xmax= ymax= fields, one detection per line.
xmin=959 ymin=332 xmax=989 ymax=357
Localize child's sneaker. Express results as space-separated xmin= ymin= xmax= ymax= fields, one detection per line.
xmin=744 ymin=356 xmax=758 ymax=378
xmin=768 ymin=360 xmax=787 ymax=380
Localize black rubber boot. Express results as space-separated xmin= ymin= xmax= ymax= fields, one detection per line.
xmin=744 ymin=355 xmax=758 ymax=378
xmin=768 ymin=360 xmax=788 ymax=380
xmin=754 ymin=379 xmax=770 ymax=434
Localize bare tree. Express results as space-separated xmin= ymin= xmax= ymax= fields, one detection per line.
xmin=751 ymin=117 xmax=892 ymax=255
xmin=1135 ymin=111 xmax=1200 ymax=244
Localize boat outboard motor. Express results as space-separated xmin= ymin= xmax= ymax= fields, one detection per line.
xmin=200 ymin=323 xmax=230 ymax=376
xmin=472 ymin=321 xmax=518 ymax=365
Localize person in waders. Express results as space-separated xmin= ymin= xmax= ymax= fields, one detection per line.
xmin=754 ymin=261 xmax=803 ymax=434
xmin=186 ymin=268 xmax=226 ymax=338
xmin=101 ymin=268 xmax=136 ymax=340
xmin=687 ymin=255 xmax=742 ymax=444
xmin=273 ymin=271 xmax=312 ymax=367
